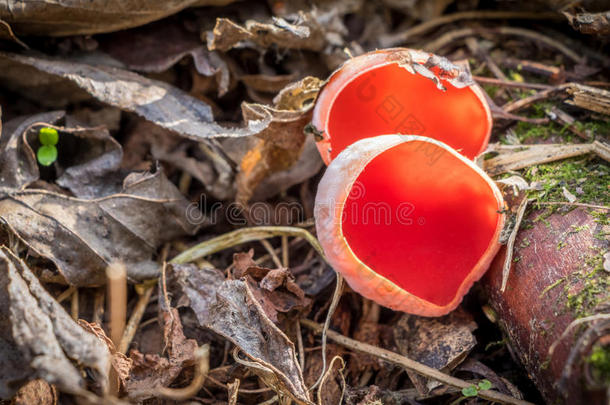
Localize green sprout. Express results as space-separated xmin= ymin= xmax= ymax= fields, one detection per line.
xmin=450 ymin=380 xmax=493 ymax=404
xmin=37 ymin=127 xmax=59 ymax=166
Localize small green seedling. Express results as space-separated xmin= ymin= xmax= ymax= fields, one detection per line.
xmin=37 ymin=145 xmax=58 ymax=166
xmin=37 ymin=127 xmax=59 ymax=166
xmin=39 ymin=127 xmax=59 ymax=146
xmin=450 ymin=380 xmax=492 ymax=404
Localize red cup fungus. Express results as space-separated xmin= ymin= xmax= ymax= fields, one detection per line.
xmin=311 ymin=48 xmax=492 ymax=164
xmin=314 ymin=135 xmax=504 ymax=316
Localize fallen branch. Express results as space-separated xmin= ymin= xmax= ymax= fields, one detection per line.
xmin=566 ymin=83 xmax=610 ymax=115
xmin=483 ymin=142 xmax=610 ymax=176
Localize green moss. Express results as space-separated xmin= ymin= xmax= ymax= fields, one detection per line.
xmin=521 ymin=158 xmax=609 ymax=206
xmin=574 ymin=118 xmax=610 ymax=140
xmin=564 ymin=250 xmax=609 ymax=318
xmin=539 ymin=277 xmax=566 ymax=298
xmin=520 ymin=237 xmax=531 ymax=248
xmin=485 ymin=339 xmax=507 ymax=351
xmin=588 ymin=345 xmax=610 ymax=384
xmin=592 ymin=211 xmax=609 ymax=227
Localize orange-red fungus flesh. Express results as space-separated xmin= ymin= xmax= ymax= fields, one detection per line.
xmin=341 ymin=140 xmax=500 ymax=307
xmin=327 ymin=64 xmax=488 ymax=161
xmin=315 ymin=135 xmax=504 ymax=316
xmin=312 ymin=49 xmax=492 ymax=165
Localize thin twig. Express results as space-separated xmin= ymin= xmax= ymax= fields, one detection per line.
xmin=106 ymin=262 xmax=127 ymax=398
xmin=300 ymin=319 xmax=534 ymax=405
xmin=502 ymin=198 xmax=530 ymax=292
xmin=474 ymin=76 xmax=553 ymax=90
xmin=309 ymin=273 xmax=344 ymax=392
xmin=502 ymin=84 xmax=569 ymax=113
xmin=281 ymin=235 xmax=289 ymax=268
xmin=380 ymin=10 xmax=561 ymax=47
xmin=56 ymin=286 xmax=76 ymax=303
xmin=92 ymin=287 xmax=105 ymax=325
xmin=106 ymin=262 xmax=127 ymax=347
xmin=260 ymin=239 xmax=283 ymax=268
xmin=118 ymin=283 xmax=155 ymax=354
xmin=466 ymin=37 xmax=513 ymax=99
xmin=0 ymin=20 xmax=29 ymax=49
xmin=70 ymin=288 xmax=79 ymax=321
xmin=317 ymin=356 xmax=346 ymax=405
xmin=549 ymin=314 xmax=610 ymax=358
xmin=170 ymin=226 xmax=327 ymax=265
xmin=205 ymin=374 xmax=272 ymax=394
xmin=424 ymin=27 xmax=583 ymax=63
xmin=296 ymin=319 xmax=305 ymax=372
xmin=535 ymin=201 xmax=609 ymax=210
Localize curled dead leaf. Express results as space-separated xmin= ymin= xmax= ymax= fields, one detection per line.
xmin=11 ymin=379 xmax=57 ymax=405
xmin=165 ymin=262 xmax=311 ymax=404
xmin=0 ymin=247 xmax=110 ymax=398
xmin=0 ymin=52 xmax=270 ymax=141
xmin=236 ymin=76 xmax=324 ymax=204
xmin=208 ymin=13 xmax=326 ymax=52
xmin=0 ymin=168 xmax=198 ymax=286
xmin=78 ymin=320 xmax=133 ymax=392
xmin=0 ymin=0 xmax=235 ymax=36
xmin=126 ymin=306 xmax=198 ymax=400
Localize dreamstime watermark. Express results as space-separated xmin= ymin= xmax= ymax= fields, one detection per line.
xmin=352 ymin=70 xmax=451 ymax=167
xmin=355 ymin=71 xmax=426 ymax=136
xmin=184 ymin=181 xmax=427 ymax=228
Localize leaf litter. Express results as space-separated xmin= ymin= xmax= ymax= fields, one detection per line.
xmin=0 ymin=1 xmax=608 ymax=404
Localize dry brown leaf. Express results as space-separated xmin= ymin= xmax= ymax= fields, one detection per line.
xmin=0 ymin=168 xmax=198 ymax=286
xmin=99 ymin=21 xmax=230 ymax=96
xmin=0 ymin=247 xmax=110 ymax=398
xmin=232 ymin=250 xmax=311 ymax=322
xmin=236 ymin=76 xmax=323 ymax=204
xmin=208 ymin=13 xmax=326 ymax=52
xmin=0 ymin=110 xmax=59 ymax=191
xmin=165 ymin=262 xmax=311 ymax=404
xmin=0 ymin=110 xmax=124 ymax=197
xmin=564 ymin=11 xmax=610 ymax=36
xmin=126 ymin=306 xmax=198 ymax=400
xmin=0 ymin=52 xmax=270 ymax=141
xmin=78 ymin=320 xmax=133 ymax=392
xmin=11 ymin=379 xmax=57 ymax=405
xmin=393 ymin=309 xmax=476 ymax=394
xmin=210 ymin=280 xmax=312 ymax=404
xmin=227 ymin=379 xmax=240 ymax=405
xmin=0 ymin=0 xmax=235 ymax=36
xmin=122 ymin=119 xmax=235 ymax=200
xmin=167 ymin=262 xmax=226 ymax=313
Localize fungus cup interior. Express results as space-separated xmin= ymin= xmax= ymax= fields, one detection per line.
xmin=338 ymin=138 xmax=502 ymax=308
xmin=313 ymin=53 xmax=491 ymax=163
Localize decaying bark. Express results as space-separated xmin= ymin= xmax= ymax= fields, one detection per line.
xmin=484 ymin=207 xmax=609 ymax=404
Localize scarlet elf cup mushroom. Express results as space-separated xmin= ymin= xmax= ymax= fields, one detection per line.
xmin=312 ymin=49 xmax=504 ymax=316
